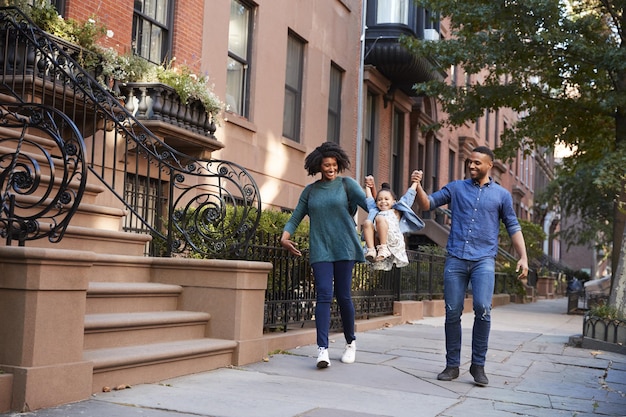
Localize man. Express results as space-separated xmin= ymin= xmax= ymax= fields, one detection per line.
xmin=414 ymin=146 xmax=529 ymax=386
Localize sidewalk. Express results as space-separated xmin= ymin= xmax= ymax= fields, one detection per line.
xmin=4 ymin=298 xmax=626 ymax=417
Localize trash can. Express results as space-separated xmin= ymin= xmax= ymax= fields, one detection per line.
xmin=567 ymin=290 xmax=586 ymax=314
xmin=566 ymin=278 xmax=586 ymax=314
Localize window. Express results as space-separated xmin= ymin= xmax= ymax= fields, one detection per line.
xmin=123 ymin=174 xmax=167 ymax=255
xmin=485 ymin=110 xmax=491 ymax=145
xmin=448 ymin=150 xmax=456 ymax=182
xmin=391 ymin=109 xmax=404 ymax=196
xmin=227 ymin=0 xmax=253 ymax=117
xmin=450 ymin=65 xmax=457 ymax=86
xmin=432 ymin=139 xmax=440 ymax=191
xmin=282 ymin=32 xmax=305 ymax=141
xmin=376 ymin=0 xmax=409 ymax=24
xmin=494 ymin=109 xmax=500 ymax=147
xmin=363 ymin=91 xmax=377 ymax=176
xmin=327 ymin=63 xmax=343 ymax=143
xmin=51 ymin=0 xmax=65 ymax=14
xmin=423 ymin=7 xmax=436 ymax=29
xmin=132 ymin=0 xmax=173 ymax=64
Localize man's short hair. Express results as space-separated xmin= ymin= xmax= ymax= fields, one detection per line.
xmin=473 ymin=146 xmax=495 ymax=161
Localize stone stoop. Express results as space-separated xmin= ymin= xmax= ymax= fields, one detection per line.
xmin=0 ymin=373 xmax=12 ymax=413
xmin=0 ymin=123 xmax=150 ymax=257
xmin=83 ymin=282 xmax=237 ymax=394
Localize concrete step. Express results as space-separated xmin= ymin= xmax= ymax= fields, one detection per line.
xmin=87 ymin=282 xmax=182 ymax=314
xmin=84 ymin=311 xmax=211 ymax=349
xmin=29 ymin=225 xmax=151 ymax=256
xmin=10 ymin=193 xmax=126 ymax=231
xmin=0 ymin=142 xmax=107 ymax=207
xmin=0 ymin=116 xmax=148 ymax=256
xmin=84 ymin=338 xmax=237 ymax=393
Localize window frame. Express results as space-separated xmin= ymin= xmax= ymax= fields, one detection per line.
xmin=282 ymin=31 xmax=306 ymax=142
xmin=376 ymin=0 xmax=409 ymax=25
xmin=132 ymin=0 xmax=174 ymax=64
xmin=391 ymin=108 xmax=404 ymax=196
xmin=227 ymin=0 xmax=254 ymax=117
xmin=327 ymin=62 xmax=343 ymax=143
xmin=363 ymin=90 xmax=378 ymax=176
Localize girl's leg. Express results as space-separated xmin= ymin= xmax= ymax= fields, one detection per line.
xmin=374 ymin=216 xmax=391 ymax=261
xmin=374 ymin=216 xmax=389 ymax=245
xmin=362 ymin=221 xmax=377 ymax=261
xmin=333 ymin=260 xmax=356 ymax=344
xmin=311 ymin=262 xmax=334 ymax=348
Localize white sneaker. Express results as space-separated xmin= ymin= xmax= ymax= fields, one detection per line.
xmin=341 ymin=340 xmax=356 ymax=364
xmin=316 ymin=347 xmax=330 ymax=368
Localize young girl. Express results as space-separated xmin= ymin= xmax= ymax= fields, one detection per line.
xmin=362 ymin=171 xmax=425 ymax=271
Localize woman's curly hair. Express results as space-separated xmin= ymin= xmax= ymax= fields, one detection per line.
xmin=304 ymin=142 xmax=351 ymax=176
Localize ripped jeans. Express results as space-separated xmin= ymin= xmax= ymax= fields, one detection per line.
xmin=443 ymin=255 xmax=495 ymax=367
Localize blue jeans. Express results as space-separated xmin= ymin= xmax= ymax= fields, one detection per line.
xmin=312 ymin=261 xmax=356 ymax=348
xmin=443 ymin=256 xmax=495 ymax=367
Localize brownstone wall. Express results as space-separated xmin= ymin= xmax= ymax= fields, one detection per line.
xmin=62 ymin=0 xmax=204 ymax=64
xmin=171 ymin=0 xmax=204 ymax=72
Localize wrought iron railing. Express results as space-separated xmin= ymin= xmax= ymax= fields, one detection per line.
xmin=256 ymin=233 xmax=516 ymax=333
xmin=0 ymin=103 xmax=87 ymax=245
xmin=0 ymin=6 xmax=260 ymax=257
xmin=583 ymin=313 xmax=626 ymax=346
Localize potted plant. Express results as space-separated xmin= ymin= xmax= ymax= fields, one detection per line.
xmin=4 ymin=0 xmax=106 ymax=70
xmin=6 ymin=1 xmax=223 ymax=133
xmin=97 ymin=50 xmax=223 ymax=136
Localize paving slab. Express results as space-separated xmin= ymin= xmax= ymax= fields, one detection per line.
xmin=2 ymin=298 xmax=625 ymax=417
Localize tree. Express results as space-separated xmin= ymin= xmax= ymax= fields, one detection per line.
xmin=404 ymin=0 xmax=626 ymax=313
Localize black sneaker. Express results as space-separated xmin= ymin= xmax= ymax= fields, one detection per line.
xmin=436 ymin=366 xmax=459 ymax=381
xmin=469 ymin=364 xmax=489 ymax=386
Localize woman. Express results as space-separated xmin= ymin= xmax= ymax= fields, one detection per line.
xmin=280 ymin=142 xmax=368 ymax=368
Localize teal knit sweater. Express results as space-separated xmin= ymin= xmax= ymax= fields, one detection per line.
xmin=284 ymin=176 xmax=368 ymax=264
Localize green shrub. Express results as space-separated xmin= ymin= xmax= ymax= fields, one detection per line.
xmin=589 ymin=304 xmax=624 ymax=320
xmin=152 ymin=205 xmax=309 ymax=258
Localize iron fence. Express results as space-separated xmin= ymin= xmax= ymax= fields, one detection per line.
xmin=253 ymin=233 xmax=516 ymax=333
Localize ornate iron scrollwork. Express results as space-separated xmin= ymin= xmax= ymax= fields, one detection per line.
xmin=0 ymin=104 xmax=87 ymax=245
xmin=0 ymin=6 xmax=262 ymax=258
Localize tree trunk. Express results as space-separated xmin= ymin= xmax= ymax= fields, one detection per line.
xmin=611 ymin=37 xmax=626 ymax=315
xmin=612 ymin=225 xmax=626 ymax=314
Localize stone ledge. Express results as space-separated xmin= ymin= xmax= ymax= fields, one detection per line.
xmin=0 ymin=373 xmax=12 ymax=413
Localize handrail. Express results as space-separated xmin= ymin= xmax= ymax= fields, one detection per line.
xmin=0 ymin=103 xmax=87 ymax=245
xmin=0 ymin=6 xmax=261 ymax=258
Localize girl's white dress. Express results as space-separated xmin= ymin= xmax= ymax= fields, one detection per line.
xmin=372 ymin=210 xmax=409 ymax=271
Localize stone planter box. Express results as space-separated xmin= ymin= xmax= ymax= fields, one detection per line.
xmin=536 ymin=275 xmax=556 ymax=298
xmin=118 ymin=82 xmax=216 ymax=138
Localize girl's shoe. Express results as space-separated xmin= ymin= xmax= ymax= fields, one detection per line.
xmin=365 ymin=247 xmax=376 ymax=262
xmin=375 ymin=244 xmax=391 ymax=262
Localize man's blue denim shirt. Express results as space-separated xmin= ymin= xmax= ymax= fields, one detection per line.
xmin=428 ymin=178 xmax=521 ymax=261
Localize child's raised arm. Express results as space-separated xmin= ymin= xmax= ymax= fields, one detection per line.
xmin=365 ymin=175 xmax=375 ymax=198
xmin=409 ymin=170 xmax=422 ymax=192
